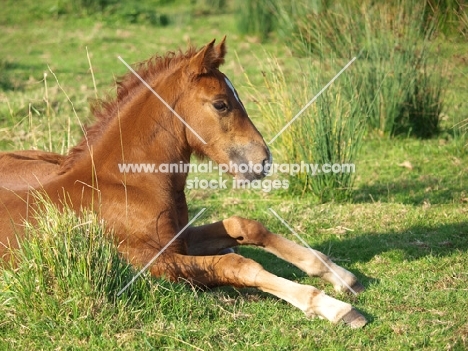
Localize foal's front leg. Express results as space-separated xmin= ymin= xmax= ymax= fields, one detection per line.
xmin=150 ymin=252 xmax=367 ymax=328
xmin=185 ymin=216 xmax=364 ymax=294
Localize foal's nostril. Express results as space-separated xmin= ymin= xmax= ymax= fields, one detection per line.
xmin=261 ymin=156 xmax=272 ymax=176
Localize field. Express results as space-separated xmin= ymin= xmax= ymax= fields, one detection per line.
xmin=1 ymin=0 xmax=468 ymax=350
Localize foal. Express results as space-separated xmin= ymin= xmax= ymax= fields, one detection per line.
xmin=0 ymin=38 xmax=367 ymax=328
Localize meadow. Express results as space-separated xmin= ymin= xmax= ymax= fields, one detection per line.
xmin=1 ymin=0 xmax=467 ymax=350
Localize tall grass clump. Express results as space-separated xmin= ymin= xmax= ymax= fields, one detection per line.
xmin=424 ymin=0 xmax=468 ymax=37
xmin=0 ymin=195 xmax=222 ymax=348
xmin=294 ymin=73 xmax=366 ymax=202
xmin=0 ymin=194 xmax=153 ymax=332
xmin=275 ymin=0 xmax=446 ymax=138
xmin=235 ymin=0 xmax=278 ymax=40
xmin=246 ymin=58 xmax=366 ymax=202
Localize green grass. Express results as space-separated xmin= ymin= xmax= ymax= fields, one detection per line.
xmin=2 ymin=196 xmax=467 ymax=350
xmin=244 ymin=55 xmax=366 ymax=201
xmin=1 ymin=0 xmax=468 ymax=349
xmin=274 ymin=0 xmax=447 ymax=138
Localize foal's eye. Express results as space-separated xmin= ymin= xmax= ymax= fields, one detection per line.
xmin=213 ymin=101 xmax=228 ymax=112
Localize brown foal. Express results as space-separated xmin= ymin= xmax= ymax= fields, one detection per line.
xmin=0 ymin=38 xmax=367 ymax=328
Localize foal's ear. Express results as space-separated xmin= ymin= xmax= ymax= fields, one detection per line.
xmin=189 ymin=37 xmax=227 ymax=75
xmin=214 ymin=36 xmax=227 ymax=64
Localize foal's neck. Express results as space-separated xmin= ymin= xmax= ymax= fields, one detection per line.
xmin=65 ymin=83 xmax=193 ymax=193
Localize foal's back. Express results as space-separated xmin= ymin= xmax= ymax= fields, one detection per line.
xmin=0 ymin=150 xmax=63 ymax=255
xmin=0 ymin=150 xmax=63 ymax=190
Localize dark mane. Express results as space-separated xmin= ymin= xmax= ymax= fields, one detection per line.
xmin=59 ymin=46 xmax=199 ymax=173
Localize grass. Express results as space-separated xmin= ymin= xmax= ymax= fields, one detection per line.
xmin=244 ymin=55 xmax=366 ymax=201
xmin=274 ymin=0 xmax=447 ymax=138
xmin=1 ymin=0 xmax=468 ymax=349
xmin=2 ymin=195 xmax=467 ymax=350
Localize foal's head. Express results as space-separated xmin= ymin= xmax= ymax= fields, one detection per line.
xmin=178 ymin=38 xmax=271 ymax=180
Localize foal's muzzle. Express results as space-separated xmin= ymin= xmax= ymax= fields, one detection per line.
xmin=228 ymin=143 xmax=272 ymax=181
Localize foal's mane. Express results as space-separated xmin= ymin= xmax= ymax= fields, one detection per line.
xmin=60 ymin=46 xmax=199 ymax=173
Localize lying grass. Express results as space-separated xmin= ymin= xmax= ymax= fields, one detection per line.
xmin=1 ymin=1 xmax=468 ymax=350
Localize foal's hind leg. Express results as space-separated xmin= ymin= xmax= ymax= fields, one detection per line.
xmin=148 ymin=252 xmax=367 ymax=328
xmin=185 ymin=216 xmax=364 ymax=294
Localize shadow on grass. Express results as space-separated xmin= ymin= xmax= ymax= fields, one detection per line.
xmin=353 ymin=177 xmax=466 ymax=205
xmin=234 ymin=221 xmax=468 ymax=289
xmin=318 ymin=221 xmax=468 ymax=263
xmin=0 ymin=59 xmax=44 ymax=91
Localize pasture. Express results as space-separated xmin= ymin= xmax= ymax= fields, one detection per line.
xmin=1 ymin=0 xmax=467 ymax=349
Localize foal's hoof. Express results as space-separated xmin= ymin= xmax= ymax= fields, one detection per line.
xmin=218 ymin=247 xmax=236 ymax=255
xmin=342 ymin=308 xmax=367 ymax=329
xmin=349 ymin=281 xmax=366 ymax=295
